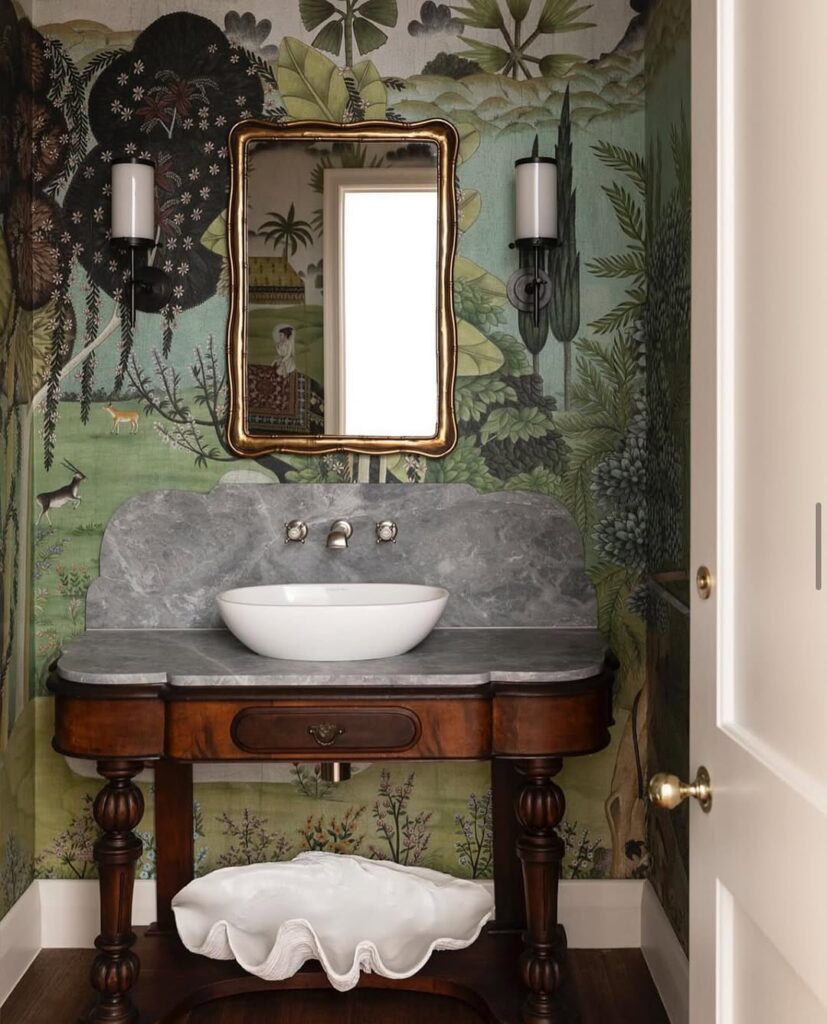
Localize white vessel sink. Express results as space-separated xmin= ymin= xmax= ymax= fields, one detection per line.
xmin=216 ymin=583 xmax=449 ymax=661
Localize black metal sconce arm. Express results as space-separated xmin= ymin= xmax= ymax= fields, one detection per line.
xmin=126 ymin=247 xmax=173 ymax=327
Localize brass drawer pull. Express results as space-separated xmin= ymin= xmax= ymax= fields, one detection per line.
xmin=308 ymin=722 xmax=345 ymax=747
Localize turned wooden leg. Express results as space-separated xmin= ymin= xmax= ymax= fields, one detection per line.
xmin=515 ymin=757 xmax=567 ymax=1024
xmin=85 ymin=759 xmax=144 ymax=1024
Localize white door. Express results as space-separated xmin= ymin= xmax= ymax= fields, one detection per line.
xmin=690 ymin=0 xmax=827 ymax=1021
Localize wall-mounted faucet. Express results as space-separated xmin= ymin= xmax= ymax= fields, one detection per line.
xmin=326 ymin=519 xmax=353 ymax=550
xmin=286 ymin=518 xmax=397 ymax=549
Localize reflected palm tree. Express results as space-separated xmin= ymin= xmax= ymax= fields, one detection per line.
xmin=257 ymin=203 xmax=314 ymax=261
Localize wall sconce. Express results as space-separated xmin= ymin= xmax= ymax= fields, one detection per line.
xmin=110 ymin=157 xmax=171 ymax=326
xmin=507 ymin=135 xmax=558 ymax=327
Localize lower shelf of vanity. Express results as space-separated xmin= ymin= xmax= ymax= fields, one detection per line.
xmin=107 ymin=925 xmax=577 ymax=1024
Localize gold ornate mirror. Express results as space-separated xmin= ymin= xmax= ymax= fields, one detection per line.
xmin=225 ymin=119 xmax=459 ymax=458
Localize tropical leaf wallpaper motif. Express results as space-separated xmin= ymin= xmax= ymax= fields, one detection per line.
xmin=0 ymin=0 xmax=690 ymax=935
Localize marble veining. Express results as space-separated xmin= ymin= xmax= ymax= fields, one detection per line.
xmin=56 ymin=627 xmax=609 ymax=688
xmin=85 ymin=482 xmax=596 ymax=630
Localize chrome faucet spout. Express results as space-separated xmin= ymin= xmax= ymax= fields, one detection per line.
xmin=326 ymin=519 xmax=352 ymax=549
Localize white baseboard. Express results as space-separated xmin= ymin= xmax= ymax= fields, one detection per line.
xmin=0 ymin=882 xmax=41 ymax=1005
xmin=37 ymin=879 xmax=158 ymax=948
xmin=33 ymin=877 xmax=643 ymax=949
xmin=2 ymin=878 xmax=647 ymax=1004
xmin=641 ymin=880 xmax=689 ymax=1024
xmin=478 ymin=878 xmax=643 ymax=948
xmin=559 ymin=878 xmax=644 ymax=948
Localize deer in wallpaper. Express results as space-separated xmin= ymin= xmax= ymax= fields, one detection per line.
xmin=103 ymin=404 xmax=140 ymax=434
xmin=35 ymin=460 xmax=86 ymax=525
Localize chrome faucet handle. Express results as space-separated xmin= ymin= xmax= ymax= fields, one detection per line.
xmin=375 ymin=520 xmax=398 ymax=544
xmin=284 ymin=520 xmax=308 ymax=544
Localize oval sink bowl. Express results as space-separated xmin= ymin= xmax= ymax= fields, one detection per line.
xmin=217 ymin=583 xmax=449 ymax=661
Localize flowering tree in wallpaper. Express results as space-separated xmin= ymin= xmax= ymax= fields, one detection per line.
xmin=58 ymin=16 xmax=264 ymax=449
xmin=16 ymin=0 xmax=663 ymax=895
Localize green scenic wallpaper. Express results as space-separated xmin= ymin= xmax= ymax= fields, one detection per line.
xmin=644 ymin=0 xmax=691 ymax=952
xmin=0 ymin=0 xmax=691 ymax=944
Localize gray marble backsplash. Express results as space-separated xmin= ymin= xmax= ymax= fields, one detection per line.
xmin=86 ymin=481 xmax=596 ymax=629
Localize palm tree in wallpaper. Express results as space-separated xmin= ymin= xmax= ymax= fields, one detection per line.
xmin=257 ymin=203 xmax=314 ymax=262
xmin=299 ymin=0 xmax=399 ymax=68
xmin=453 ymin=0 xmax=595 ymax=79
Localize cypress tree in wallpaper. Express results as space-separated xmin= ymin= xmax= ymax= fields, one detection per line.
xmin=549 ymin=84 xmax=580 ymax=410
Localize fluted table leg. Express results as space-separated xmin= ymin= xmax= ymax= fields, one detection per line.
xmin=84 ymin=759 xmax=144 ymax=1024
xmin=515 ymin=757 xmax=567 ymax=1024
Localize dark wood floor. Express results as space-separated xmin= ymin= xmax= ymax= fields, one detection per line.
xmin=3 ymin=947 xmax=668 ymax=1024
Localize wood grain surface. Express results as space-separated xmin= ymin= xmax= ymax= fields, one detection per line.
xmin=4 ymin=945 xmax=668 ymax=1024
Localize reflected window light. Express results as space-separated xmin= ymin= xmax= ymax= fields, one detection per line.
xmin=336 ymin=188 xmax=438 ymax=437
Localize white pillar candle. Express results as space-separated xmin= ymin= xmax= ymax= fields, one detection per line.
xmin=111 ymin=158 xmax=156 ymax=245
xmin=515 ymin=156 xmax=558 ymax=242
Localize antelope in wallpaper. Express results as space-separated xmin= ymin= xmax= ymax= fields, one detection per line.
xmin=35 ymin=460 xmax=86 ymax=525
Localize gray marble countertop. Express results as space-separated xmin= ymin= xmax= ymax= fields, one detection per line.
xmin=55 ymin=628 xmax=610 ymax=689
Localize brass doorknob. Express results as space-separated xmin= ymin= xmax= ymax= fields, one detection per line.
xmin=648 ymin=766 xmax=712 ymax=813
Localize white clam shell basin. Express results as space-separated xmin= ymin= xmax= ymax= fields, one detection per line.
xmin=171 ymin=852 xmax=494 ymax=991
xmin=216 ymin=583 xmax=449 ymax=661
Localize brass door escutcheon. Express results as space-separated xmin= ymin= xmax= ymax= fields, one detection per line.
xmin=648 ymin=766 xmax=712 ymax=813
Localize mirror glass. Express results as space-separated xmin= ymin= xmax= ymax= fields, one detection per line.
xmin=244 ymin=137 xmax=439 ymax=439
xmin=226 ymin=119 xmax=458 ymax=459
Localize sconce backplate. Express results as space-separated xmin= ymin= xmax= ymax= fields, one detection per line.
xmin=133 ymin=265 xmax=173 ymax=314
xmin=506 ymin=267 xmax=552 ymax=313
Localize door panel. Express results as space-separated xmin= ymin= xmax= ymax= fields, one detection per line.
xmin=691 ymin=1 xmax=827 ymax=1020
xmin=729 ymin=0 xmax=827 ymax=792
xmin=720 ymin=884 xmax=826 ymax=1024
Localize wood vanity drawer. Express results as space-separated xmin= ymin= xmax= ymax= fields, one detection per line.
xmin=164 ymin=698 xmax=491 ymax=759
xmin=231 ymin=706 xmax=421 ymax=754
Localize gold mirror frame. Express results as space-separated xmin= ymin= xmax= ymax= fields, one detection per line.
xmin=225 ymin=118 xmax=459 ymax=458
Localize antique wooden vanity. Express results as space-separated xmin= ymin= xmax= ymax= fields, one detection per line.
xmin=50 ymin=627 xmax=615 ymax=1024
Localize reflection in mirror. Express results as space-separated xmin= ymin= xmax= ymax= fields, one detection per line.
xmin=328 ymin=170 xmax=438 ymax=435
xmin=245 ymin=138 xmax=438 ymax=439
xmin=226 ymin=119 xmax=458 ymax=459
